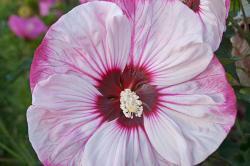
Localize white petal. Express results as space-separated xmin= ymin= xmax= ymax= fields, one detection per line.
xmin=30 ymin=1 xmax=131 ymax=90
xmin=151 ymin=43 xmax=213 ymax=86
xmin=199 ymin=0 xmax=227 ymax=51
xmin=28 ymin=74 xmax=103 ymax=165
xmin=82 ymin=120 xmax=176 ymax=166
xmin=114 ymin=0 xmax=211 ymax=87
xmin=127 ymin=0 xmax=203 ymax=67
xmin=148 ymin=57 xmax=236 ymax=165
xmin=144 ymin=111 xmax=191 ymax=165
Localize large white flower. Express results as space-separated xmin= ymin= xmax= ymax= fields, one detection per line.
xmin=27 ymin=1 xmax=236 ymax=165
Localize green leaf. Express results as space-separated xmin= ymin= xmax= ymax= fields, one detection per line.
xmin=240 ymin=88 xmax=250 ymax=95
xmin=237 ymin=89 xmax=250 ymax=103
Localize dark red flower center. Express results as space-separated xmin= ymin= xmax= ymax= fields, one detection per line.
xmin=96 ymin=65 xmax=159 ymax=128
xmin=182 ymin=0 xmax=200 ymax=12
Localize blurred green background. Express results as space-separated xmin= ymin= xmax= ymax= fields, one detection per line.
xmin=0 ymin=0 xmax=250 ymax=165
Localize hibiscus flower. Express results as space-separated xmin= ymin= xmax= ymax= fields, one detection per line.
xmin=39 ymin=0 xmax=57 ymax=16
xmin=8 ymin=15 xmax=47 ymax=40
xmin=27 ymin=1 xmax=236 ymax=165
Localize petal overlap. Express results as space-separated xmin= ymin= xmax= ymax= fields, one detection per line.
xmin=199 ymin=0 xmax=227 ymax=51
xmin=100 ymin=0 xmax=211 ymax=87
xmin=181 ymin=0 xmax=227 ymax=51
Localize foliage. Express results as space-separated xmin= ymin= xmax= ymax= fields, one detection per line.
xmin=0 ymin=0 xmax=249 ymax=165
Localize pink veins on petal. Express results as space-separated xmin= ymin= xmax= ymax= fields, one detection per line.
xmin=96 ymin=65 xmax=158 ymax=127
xmin=27 ymin=1 xmax=237 ymax=165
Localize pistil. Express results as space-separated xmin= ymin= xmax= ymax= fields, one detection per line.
xmin=120 ymin=89 xmax=143 ymax=119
